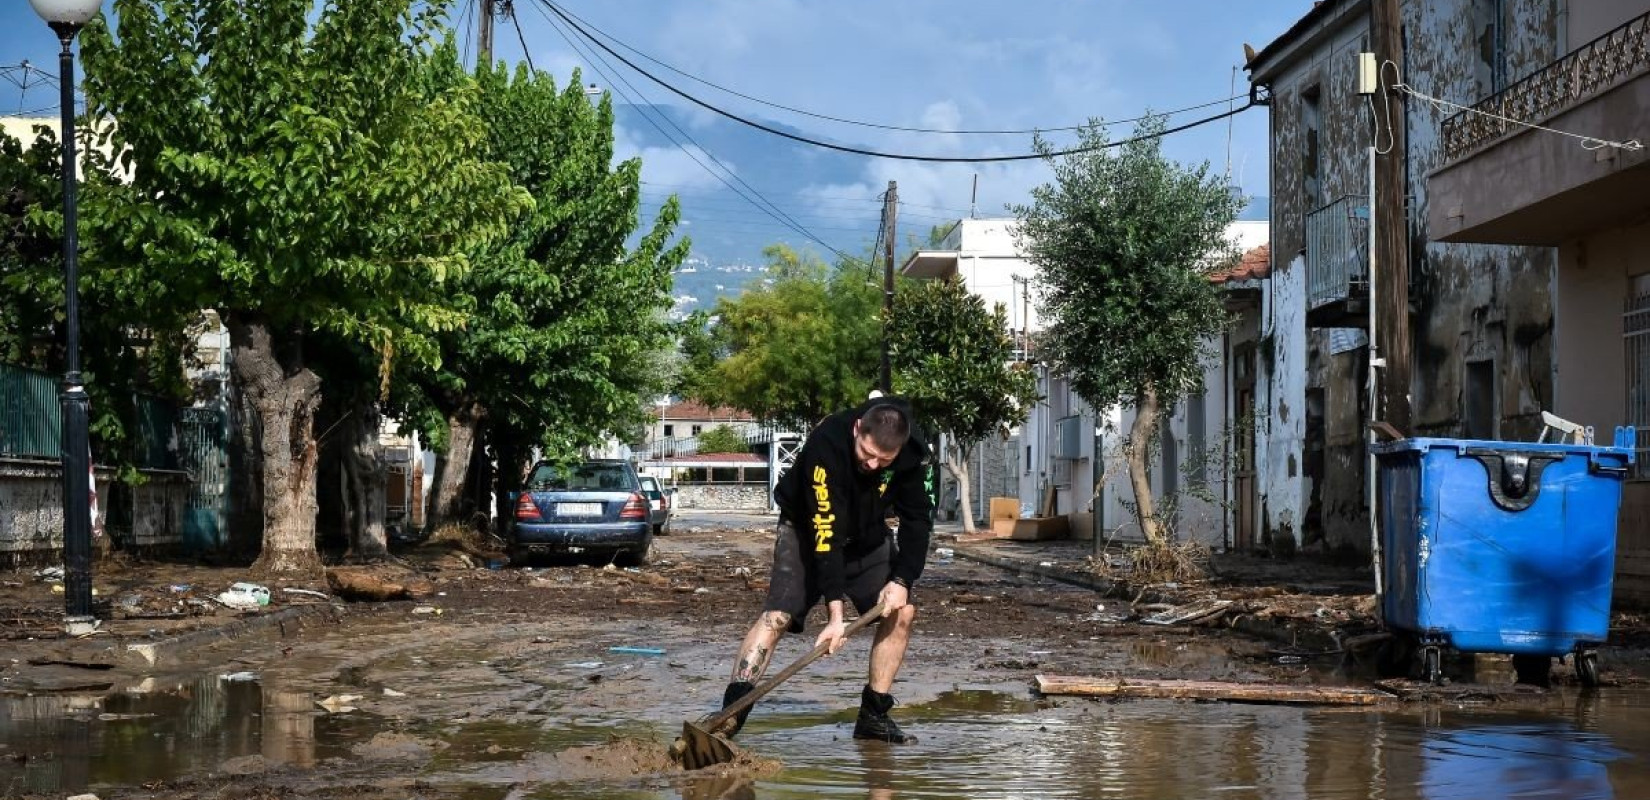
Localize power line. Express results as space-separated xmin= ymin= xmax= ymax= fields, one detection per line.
xmin=458 ymin=0 xmax=477 ymax=68
xmin=640 ymin=182 xmax=980 ymax=216
xmin=547 ymin=2 xmax=1245 ymax=136
xmin=528 ymin=1 xmax=861 ymax=262
xmin=508 ymin=4 xmax=536 ymax=73
xmin=544 ymin=0 xmax=1256 ymax=163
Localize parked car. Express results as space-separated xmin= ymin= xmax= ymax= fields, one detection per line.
xmin=638 ymin=475 xmax=673 ymax=536
xmin=510 ymin=459 xmax=652 ymax=566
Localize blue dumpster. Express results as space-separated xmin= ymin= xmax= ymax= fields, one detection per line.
xmin=1373 ymin=429 xmax=1634 ymax=682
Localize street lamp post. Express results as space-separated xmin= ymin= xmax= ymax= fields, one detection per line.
xmin=29 ymin=0 xmax=102 ymax=630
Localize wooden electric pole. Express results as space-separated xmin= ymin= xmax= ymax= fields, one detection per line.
xmin=478 ymin=0 xmax=495 ymax=65
xmin=881 ymin=181 xmax=898 ymax=393
xmin=1371 ymin=0 xmax=1411 ymax=434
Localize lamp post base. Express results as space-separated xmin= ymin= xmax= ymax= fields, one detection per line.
xmin=63 ymin=615 xmax=99 ymax=637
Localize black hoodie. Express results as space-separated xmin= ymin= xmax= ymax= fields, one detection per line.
xmin=774 ymin=397 xmax=934 ymax=603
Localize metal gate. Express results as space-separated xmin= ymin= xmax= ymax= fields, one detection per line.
xmin=178 ymin=406 xmax=229 ymax=550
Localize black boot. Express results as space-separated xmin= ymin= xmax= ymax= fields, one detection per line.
xmin=715 ymin=681 xmax=757 ymax=737
xmin=854 ymin=685 xmax=917 ymax=743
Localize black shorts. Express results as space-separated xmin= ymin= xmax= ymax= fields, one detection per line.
xmin=763 ymin=521 xmax=896 ymax=633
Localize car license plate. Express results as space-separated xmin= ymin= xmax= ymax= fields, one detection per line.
xmin=558 ymin=502 xmax=602 ymax=516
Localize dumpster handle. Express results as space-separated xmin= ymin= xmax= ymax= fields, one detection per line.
xmin=1589 ymin=461 xmax=1629 ymax=478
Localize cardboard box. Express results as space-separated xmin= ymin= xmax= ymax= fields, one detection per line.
xmin=1011 ymin=515 xmax=1070 ymax=541
xmin=991 ymin=518 xmax=1018 ymax=537
xmin=989 ymin=497 xmax=1020 ymax=523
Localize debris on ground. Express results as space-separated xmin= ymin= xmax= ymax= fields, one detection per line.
xmin=326 ymin=566 xmax=435 ymax=602
xmin=1142 ymin=598 xmax=1232 ymax=626
xmin=316 ymin=694 xmax=362 ymax=713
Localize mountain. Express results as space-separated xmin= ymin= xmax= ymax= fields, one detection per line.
xmin=611 ymin=104 xmax=1270 ymax=316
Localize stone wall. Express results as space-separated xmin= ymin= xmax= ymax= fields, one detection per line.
xmin=0 ymin=460 xmax=191 ymax=567
xmin=671 ymin=484 xmax=770 ymax=511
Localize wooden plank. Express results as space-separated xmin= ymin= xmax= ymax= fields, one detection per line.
xmin=1035 ymin=674 xmax=1396 ymax=706
xmin=1141 ymin=598 xmax=1232 ymax=626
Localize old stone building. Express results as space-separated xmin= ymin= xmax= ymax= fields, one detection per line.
xmin=1247 ymin=0 xmax=1563 ymax=555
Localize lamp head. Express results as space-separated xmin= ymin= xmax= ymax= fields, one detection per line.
xmin=29 ymin=0 xmax=102 ymax=28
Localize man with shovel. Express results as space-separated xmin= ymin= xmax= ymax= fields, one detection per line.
xmin=718 ymin=396 xmax=933 ymax=744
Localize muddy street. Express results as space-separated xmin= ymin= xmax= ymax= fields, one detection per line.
xmin=7 ymin=513 xmax=1650 ymax=798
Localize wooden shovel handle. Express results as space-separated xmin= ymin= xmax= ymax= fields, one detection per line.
xmin=701 ymin=602 xmax=886 ymax=732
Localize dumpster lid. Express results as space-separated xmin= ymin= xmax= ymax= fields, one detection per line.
xmin=1370 ymin=429 xmax=1635 ymax=464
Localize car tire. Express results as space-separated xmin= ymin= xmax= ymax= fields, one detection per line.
xmin=616 ymin=547 xmax=650 ymax=568
xmin=654 ymin=522 xmax=670 ymax=537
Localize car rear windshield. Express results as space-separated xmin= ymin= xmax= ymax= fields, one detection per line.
xmin=526 ymin=463 xmax=634 ymax=491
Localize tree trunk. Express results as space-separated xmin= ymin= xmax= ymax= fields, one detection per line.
xmin=943 ymin=440 xmax=977 ymax=535
xmin=1129 ymin=386 xmax=1166 ymax=547
xmin=493 ymin=437 xmax=528 ymax=537
xmin=344 ymin=401 xmax=388 ymax=560
xmin=227 ymin=375 xmax=266 ymax=561
xmin=429 ymin=401 xmax=483 ymax=531
xmin=227 ymin=315 xmax=324 ymax=576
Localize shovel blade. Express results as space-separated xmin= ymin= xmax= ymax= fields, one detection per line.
xmin=676 ymin=720 xmax=738 ymax=770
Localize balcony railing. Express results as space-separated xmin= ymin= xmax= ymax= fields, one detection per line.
xmin=1442 ymin=11 xmax=1650 ymax=163
xmin=1305 ymin=195 xmax=1370 ymax=313
xmin=636 ymin=424 xmax=799 ymax=460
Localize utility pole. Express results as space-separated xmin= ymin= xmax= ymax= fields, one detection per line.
xmin=1371 ymin=0 xmax=1411 ymax=434
xmin=478 ymin=0 xmax=495 ymax=65
xmin=881 ymin=181 xmax=898 ymax=393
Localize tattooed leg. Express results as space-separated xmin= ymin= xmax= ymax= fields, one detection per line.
xmin=732 ymin=611 xmax=791 ymax=682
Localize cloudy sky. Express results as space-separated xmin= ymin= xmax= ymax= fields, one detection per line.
xmin=1 ymin=1 xmax=1316 ymax=262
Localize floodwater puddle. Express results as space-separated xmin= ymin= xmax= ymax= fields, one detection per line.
xmin=8 ymin=676 xmax=1650 ymax=799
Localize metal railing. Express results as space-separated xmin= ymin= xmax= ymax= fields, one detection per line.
xmin=637 ymin=423 xmax=799 ymax=460
xmin=1625 ymin=289 xmax=1650 ymax=477
xmin=0 ymin=362 xmax=61 ymax=460
xmin=1443 ymin=10 xmax=1650 ymax=162
xmin=1305 ymin=195 xmax=1370 ymax=312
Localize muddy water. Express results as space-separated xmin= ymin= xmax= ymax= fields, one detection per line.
xmin=7 ymin=675 xmax=1650 ymax=799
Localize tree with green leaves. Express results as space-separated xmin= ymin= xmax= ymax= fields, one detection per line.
xmin=398 ymin=56 xmax=684 ymax=532
xmin=2 ymin=123 xmax=195 ymax=483
xmin=687 ymin=244 xmax=880 ymax=430
xmin=889 ymin=276 xmax=1038 ymax=535
xmin=695 ymin=424 xmax=748 ymax=455
xmin=1013 ymin=117 xmax=1240 ymax=548
xmin=80 ymin=0 xmax=526 ymax=573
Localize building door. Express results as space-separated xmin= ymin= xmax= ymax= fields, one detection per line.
xmin=1232 ymin=347 xmax=1258 ymax=550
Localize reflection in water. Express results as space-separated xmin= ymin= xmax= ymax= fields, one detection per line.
xmin=741 ymin=690 xmax=1650 ymax=800
xmin=0 ymin=676 xmax=340 ymax=795
xmin=5 ymin=676 xmax=1650 ymax=799
xmin=1420 ymin=724 xmax=1620 ymax=800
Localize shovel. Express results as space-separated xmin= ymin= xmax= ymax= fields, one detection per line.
xmin=672 ymin=602 xmax=886 ymax=770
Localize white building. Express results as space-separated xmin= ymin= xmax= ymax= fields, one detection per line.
xmin=901 ymin=218 xmax=1040 ymax=524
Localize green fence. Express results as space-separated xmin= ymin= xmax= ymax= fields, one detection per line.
xmin=132 ymin=394 xmax=178 ymax=470
xmin=0 ymin=362 xmax=61 ymax=460
xmin=0 ymin=362 xmax=181 ymax=468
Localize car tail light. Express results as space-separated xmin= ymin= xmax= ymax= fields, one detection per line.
xmin=661 ymin=493 xmax=671 ymax=511
xmin=620 ymin=492 xmax=648 ymax=521
xmin=515 ymin=493 xmax=542 ymax=522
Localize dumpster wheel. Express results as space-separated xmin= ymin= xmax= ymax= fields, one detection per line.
xmin=1575 ymin=650 xmax=1601 ymax=687
xmin=1421 ymin=645 xmax=1444 ymax=685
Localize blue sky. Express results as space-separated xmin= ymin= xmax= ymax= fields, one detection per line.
xmin=0 ymin=1 xmax=1316 ymax=263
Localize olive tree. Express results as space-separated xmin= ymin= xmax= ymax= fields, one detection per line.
xmin=1013 ymin=117 xmax=1240 ymax=547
